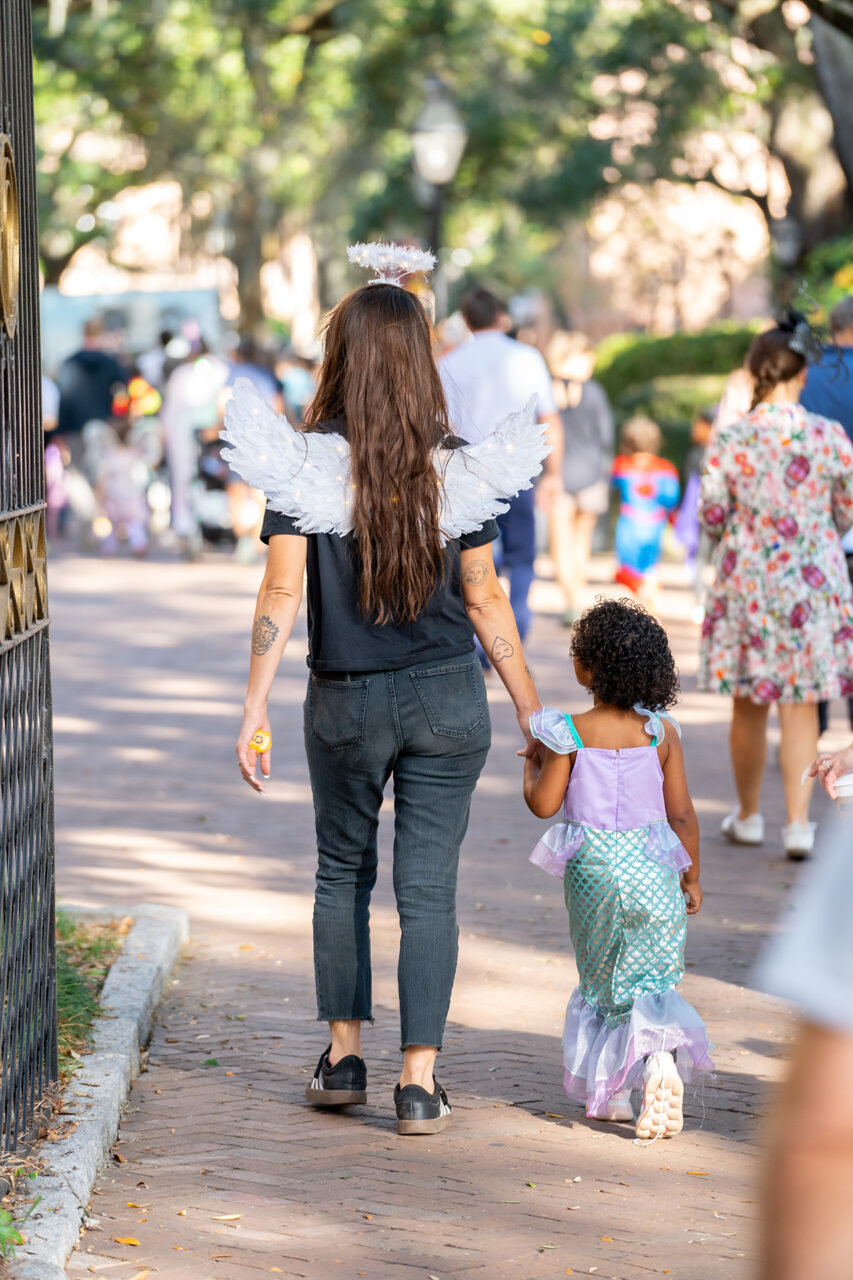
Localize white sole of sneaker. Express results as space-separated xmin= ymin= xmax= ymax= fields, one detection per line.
xmin=397 ymin=1112 xmax=452 ymax=1135
xmin=635 ymin=1060 xmax=684 ymax=1140
xmin=721 ymin=824 xmax=763 ymax=847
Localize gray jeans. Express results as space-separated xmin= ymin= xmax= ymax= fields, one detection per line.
xmin=304 ymin=654 xmax=491 ymax=1049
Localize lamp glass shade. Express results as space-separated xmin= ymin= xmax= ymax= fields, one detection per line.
xmin=411 ymin=82 xmax=468 ymax=186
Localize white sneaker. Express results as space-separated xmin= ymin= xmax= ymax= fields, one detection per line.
xmin=635 ymin=1051 xmax=683 ymax=1141
xmin=783 ymin=821 xmax=817 ymax=860
xmin=588 ymin=1091 xmax=634 ymax=1123
xmin=721 ymin=809 xmax=765 ymax=846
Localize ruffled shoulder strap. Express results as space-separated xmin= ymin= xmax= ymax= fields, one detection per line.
xmin=634 ymin=703 xmax=682 ymax=747
xmin=529 ymin=707 xmax=584 ymax=754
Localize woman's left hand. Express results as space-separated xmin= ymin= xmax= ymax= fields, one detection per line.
xmin=237 ymin=706 xmax=272 ymax=794
xmin=808 ymin=743 xmax=853 ymax=799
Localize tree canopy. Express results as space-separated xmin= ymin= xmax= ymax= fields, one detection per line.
xmin=31 ymin=0 xmax=853 ymax=325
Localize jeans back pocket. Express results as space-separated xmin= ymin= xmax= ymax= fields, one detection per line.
xmin=308 ymin=677 xmax=369 ymax=750
xmin=410 ymin=660 xmax=486 ymax=739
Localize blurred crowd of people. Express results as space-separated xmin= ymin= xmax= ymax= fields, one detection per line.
xmin=42 ymin=317 xmax=318 ymax=561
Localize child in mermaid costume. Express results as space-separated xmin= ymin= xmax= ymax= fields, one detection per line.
xmin=523 ymin=598 xmax=713 ymax=1139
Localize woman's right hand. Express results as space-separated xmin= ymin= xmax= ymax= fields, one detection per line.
xmin=808 ymin=743 xmax=853 ymax=799
xmin=236 ymin=706 xmax=272 ymax=794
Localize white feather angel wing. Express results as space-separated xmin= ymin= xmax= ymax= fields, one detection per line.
xmin=220 ymin=377 xmax=354 ymax=535
xmin=221 ymin=380 xmax=550 ymax=544
xmin=437 ymin=396 xmax=550 ymax=541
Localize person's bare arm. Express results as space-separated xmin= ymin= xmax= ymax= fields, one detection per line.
xmin=460 ymin=542 xmax=540 ymax=747
xmin=523 ymin=748 xmax=572 ymax=817
xmin=661 ymin=725 xmax=702 ymax=913
xmin=237 ymin=533 xmax=307 ymax=793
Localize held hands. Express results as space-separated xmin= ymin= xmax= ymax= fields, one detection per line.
xmin=516 ymin=707 xmax=544 ymax=764
xmin=808 ymin=743 xmax=853 ymax=799
xmin=681 ymin=877 xmax=702 ymax=915
xmin=236 ymin=706 xmax=272 ymax=794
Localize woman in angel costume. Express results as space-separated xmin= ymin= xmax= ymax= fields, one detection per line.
xmin=223 ymin=243 xmax=549 ymax=1135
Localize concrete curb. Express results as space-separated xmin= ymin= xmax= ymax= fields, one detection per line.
xmin=9 ymin=903 xmax=189 ymax=1279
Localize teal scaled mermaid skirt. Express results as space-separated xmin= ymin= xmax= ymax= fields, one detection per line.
xmin=562 ymin=826 xmax=714 ymax=1114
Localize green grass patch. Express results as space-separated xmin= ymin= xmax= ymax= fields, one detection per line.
xmin=55 ymin=910 xmax=130 ymax=1077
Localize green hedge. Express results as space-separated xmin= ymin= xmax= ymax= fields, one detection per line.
xmin=612 ymin=373 xmax=730 ymax=475
xmin=595 ymin=322 xmax=758 ymax=401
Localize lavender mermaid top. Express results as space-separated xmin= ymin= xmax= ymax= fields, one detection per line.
xmin=528 ymin=704 xmax=691 ymax=877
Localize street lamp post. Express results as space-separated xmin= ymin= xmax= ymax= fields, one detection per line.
xmin=411 ymin=78 xmax=468 ymax=320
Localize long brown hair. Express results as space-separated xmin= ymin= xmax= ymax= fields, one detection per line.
xmin=304 ymin=284 xmax=453 ymax=624
xmin=747 ymin=329 xmax=806 ymax=410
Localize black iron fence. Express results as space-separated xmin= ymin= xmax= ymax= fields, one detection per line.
xmin=1 ymin=0 xmax=58 ymax=1157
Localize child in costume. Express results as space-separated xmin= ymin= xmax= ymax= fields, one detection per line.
xmin=523 ymin=598 xmax=713 ymax=1139
xmin=673 ymin=409 xmax=714 ymax=581
xmin=612 ymin=417 xmax=680 ymax=605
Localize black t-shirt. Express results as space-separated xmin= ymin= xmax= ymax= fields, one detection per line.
xmin=261 ymin=496 xmax=499 ymax=674
xmin=56 ymin=349 xmax=127 ymax=435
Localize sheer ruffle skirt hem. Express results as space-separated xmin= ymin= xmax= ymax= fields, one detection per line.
xmin=563 ymin=988 xmax=715 ymax=1117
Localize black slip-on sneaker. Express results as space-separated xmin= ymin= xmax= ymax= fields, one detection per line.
xmin=394 ymin=1079 xmax=452 ymax=1135
xmin=305 ymin=1045 xmax=367 ymax=1106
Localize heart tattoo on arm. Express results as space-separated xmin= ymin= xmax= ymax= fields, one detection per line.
xmin=491 ymin=636 xmax=514 ymax=662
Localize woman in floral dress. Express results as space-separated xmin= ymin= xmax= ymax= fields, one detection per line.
xmin=698 ymin=325 xmax=853 ymax=859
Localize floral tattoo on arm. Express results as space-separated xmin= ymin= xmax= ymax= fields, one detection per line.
xmin=252 ymin=614 xmax=280 ymax=656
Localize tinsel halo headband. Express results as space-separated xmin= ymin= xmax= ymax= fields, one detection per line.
xmin=347 ymin=241 xmax=437 ymax=288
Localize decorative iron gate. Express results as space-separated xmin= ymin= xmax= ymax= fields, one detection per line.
xmin=0 ymin=0 xmax=58 ymax=1157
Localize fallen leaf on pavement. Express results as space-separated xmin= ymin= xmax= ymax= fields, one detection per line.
xmin=212 ymin=1214 xmax=242 ymax=1221
xmin=113 ymin=1237 xmax=139 ymax=1246
xmin=546 ymin=1113 xmax=566 ymax=1118
xmin=687 ymin=1171 xmax=710 ymax=1176
xmin=112 ymin=1152 xmax=127 ymax=1164
xmin=129 ymin=1271 xmax=150 ymax=1280
xmin=600 ymin=1236 xmax=613 ymax=1241
xmin=126 ymin=1202 xmax=149 ymax=1209
xmin=525 ymin=1182 xmax=536 ymax=1188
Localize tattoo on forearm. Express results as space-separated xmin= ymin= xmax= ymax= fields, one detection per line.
xmin=252 ymin=614 xmax=280 ymax=655
xmin=463 ymin=559 xmax=489 ymax=586
xmin=491 ymin=635 xmax=514 ymax=662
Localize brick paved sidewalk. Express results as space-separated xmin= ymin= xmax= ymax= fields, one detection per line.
xmin=49 ymin=551 xmax=840 ymax=1280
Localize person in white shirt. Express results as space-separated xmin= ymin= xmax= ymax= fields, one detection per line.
xmin=440 ymin=290 xmax=562 ymax=650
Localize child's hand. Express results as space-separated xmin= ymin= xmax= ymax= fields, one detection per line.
xmin=681 ymin=877 xmax=702 ymax=914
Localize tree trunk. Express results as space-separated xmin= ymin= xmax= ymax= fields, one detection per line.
xmin=811 ymin=14 xmax=853 ymax=198
xmin=228 ymin=187 xmax=265 ymax=335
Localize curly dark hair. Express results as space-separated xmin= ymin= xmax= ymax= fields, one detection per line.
xmin=570 ymin=597 xmax=679 ymax=711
